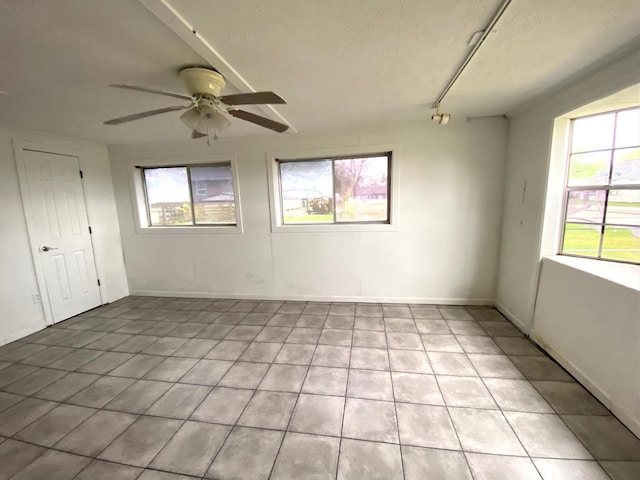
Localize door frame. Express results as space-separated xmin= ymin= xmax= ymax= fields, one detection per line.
xmin=13 ymin=139 xmax=103 ymax=326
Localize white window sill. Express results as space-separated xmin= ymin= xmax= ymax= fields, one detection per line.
xmin=548 ymin=255 xmax=640 ymax=291
xmin=135 ymin=225 xmax=242 ymax=235
xmin=271 ymin=223 xmax=398 ymax=233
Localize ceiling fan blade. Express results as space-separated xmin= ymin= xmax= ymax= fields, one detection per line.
xmin=191 ymin=130 xmax=206 ymax=139
xmin=103 ymin=105 xmax=187 ymax=125
xmin=227 ymin=109 xmax=289 ymax=132
xmin=219 ymin=91 xmax=286 ymax=105
xmin=110 ymin=84 xmax=193 ymax=101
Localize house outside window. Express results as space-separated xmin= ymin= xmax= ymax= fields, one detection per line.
xmin=277 ymin=153 xmax=391 ymax=225
xmin=142 ymin=163 xmax=236 ymax=226
xmin=561 ymin=107 xmax=640 ymax=264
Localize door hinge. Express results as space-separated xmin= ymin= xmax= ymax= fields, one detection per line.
xmin=79 ymin=170 xmax=84 ymax=179
xmin=88 ymin=226 xmax=92 ymax=234
xmin=97 ymin=279 xmax=101 ymax=286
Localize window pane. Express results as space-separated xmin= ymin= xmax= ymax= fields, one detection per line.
xmin=611 ymin=147 xmax=640 ymax=185
xmin=144 ymin=167 xmax=192 ymax=225
xmin=571 ymin=112 xmax=615 ymax=153
xmin=334 ymin=156 xmax=389 ymax=223
xmin=562 ymin=223 xmax=601 ymax=258
xmin=615 ymin=108 xmax=640 ymax=148
xmin=566 ymin=190 xmax=606 ymax=224
xmin=601 ymin=226 xmax=640 ymax=263
xmin=567 ymin=151 xmax=611 ymax=186
xmin=190 ymin=165 xmax=236 ymax=224
xmin=605 ymin=189 xmax=640 ymax=226
xmin=280 ymin=160 xmax=333 ymax=224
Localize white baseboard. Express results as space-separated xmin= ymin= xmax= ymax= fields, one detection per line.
xmin=0 ymin=323 xmax=46 ymax=346
xmin=530 ymin=330 xmax=640 ymax=438
xmin=129 ymin=290 xmax=495 ymax=306
xmin=494 ymin=301 xmax=531 ymax=334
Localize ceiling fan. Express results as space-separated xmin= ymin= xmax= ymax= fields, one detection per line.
xmin=103 ymin=67 xmax=289 ymax=142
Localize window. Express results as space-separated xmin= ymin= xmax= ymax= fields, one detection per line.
xmin=142 ymin=163 xmax=236 ymax=226
xmin=561 ymin=107 xmax=640 ymax=264
xmin=277 ymin=153 xmax=391 ymax=225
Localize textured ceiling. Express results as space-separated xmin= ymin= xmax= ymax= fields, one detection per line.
xmin=0 ymin=0 xmax=638 ymax=144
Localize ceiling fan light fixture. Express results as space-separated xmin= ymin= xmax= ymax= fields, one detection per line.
xmin=179 ymin=108 xmax=200 ymax=130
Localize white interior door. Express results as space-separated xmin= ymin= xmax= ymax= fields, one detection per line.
xmin=20 ymin=148 xmax=101 ymax=323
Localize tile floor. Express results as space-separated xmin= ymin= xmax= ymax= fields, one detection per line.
xmin=0 ymin=297 xmax=638 ymax=480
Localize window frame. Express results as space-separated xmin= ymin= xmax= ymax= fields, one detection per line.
xmin=130 ymin=153 xmax=243 ymax=234
xmin=266 ymin=145 xmax=399 ymax=233
xmin=559 ymin=106 xmax=640 ymax=265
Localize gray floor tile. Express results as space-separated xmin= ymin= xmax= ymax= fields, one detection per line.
xmin=196 ymin=324 xmax=234 ymax=340
xmin=206 ymin=426 xmax=283 ymax=480
xmin=384 ymin=317 xmax=416 ymax=332
xmin=448 ymin=407 xmax=526 ymax=456
xmin=428 ymin=352 xmax=476 ymax=376
xmin=484 ymin=378 xmax=554 ymax=412
xmin=481 ymin=321 xmax=522 ymax=337
xmin=0 ymin=391 xmax=24 ymax=413
xmin=172 ymin=338 xmax=218 ymax=357
xmin=337 ymin=438 xmax=403 ymax=480
xmin=3 ymin=367 xmax=67 ymax=396
xmin=532 ymin=381 xmax=609 ymax=415
xmin=142 ymin=337 xmax=188 ymax=356
xmin=510 ymin=356 xmax=573 ymax=381
xmin=67 ymin=376 xmax=135 ymax=408
xmin=325 ymin=316 xmax=354 ymax=329
xmin=205 ymin=340 xmax=249 ymax=360
xmin=259 ymin=364 xmax=308 ymax=392
xmin=20 ymin=346 xmax=75 ymax=367
xmin=241 ymin=313 xmax=273 ymax=326
xmin=348 ymin=369 xmax=393 ymax=401
xmin=342 ymin=397 xmax=398 ymax=443
xmin=105 ymin=379 xmax=172 ymax=413
xmin=436 ymin=375 xmax=497 ymax=409
xmin=178 ymin=358 xmax=234 ymax=385
xmin=392 ymin=373 xmax=444 ymax=405
xmin=389 ymin=349 xmax=432 ymax=373
xmin=108 ymin=354 xmax=165 ymax=378
xmin=77 ymin=351 xmax=133 ymax=374
xmin=355 ymin=304 xmax=383 ymax=318
xmin=600 ymin=460 xmax=640 ymax=480
xmin=140 ymin=322 xmax=181 ymax=337
xmin=274 ymin=344 xmax=315 ymax=365
xmin=466 ymin=453 xmax=542 ymax=480
xmin=354 ymin=316 xmax=384 ymax=331
xmin=505 ymin=411 xmax=592 ymax=459
xmin=267 ymin=313 xmax=300 ymax=327
xmin=146 ymin=383 xmax=210 ymax=419
xmin=468 ymin=354 xmax=523 ymax=378
xmin=562 ymin=415 xmax=640 ymax=460
xmin=447 ymin=320 xmax=486 ymax=335
xmin=190 ymin=387 xmax=254 ymax=424
xmin=456 ymin=335 xmax=502 ymax=354
xmin=0 ymin=439 xmax=46 ymax=480
xmin=439 ymin=307 xmax=474 ymax=321
xmin=467 ymin=308 xmax=506 ymax=322
xmin=296 ymin=314 xmax=326 ymax=328
xmin=10 ymin=449 xmax=90 ymax=480
xmin=383 ymin=306 xmax=413 ymax=319
xmin=0 ymin=398 xmax=58 ymax=436
xmin=144 ymin=357 xmax=199 ymax=382
xmin=218 ymin=362 xmax=269 ymax=388
xmin=415 ymin=319 xmax=451 ymax=334
xmin=0 ymin=343 xmax=48 ymax=363
xmin=84 ymin=332 xmax=132 ymax=350
xmin=289 ymin=393 xmax=345 ymax=436
xmin=319 ymin=328 xmax=353 ymax=346
xmin=409 ymin=306 xmax=442 ymax=319
xmin=350 ymin=347 xmax=390 ymax=370
xmin=98 ymin=416 xmax=182 ymax=467
xmin=0 ymin=364 xmax=39 ymax=388
xmin=14 ymin=404 xmax=95 ymax=447
xmin=302 ymin=366 xmax=348 ymax=396
xmin=225 ymin=325 xmax=262 ymax=341
xmin=74 ymin=459 xmax=143 ymax=480
xmin=421 ymin=334 xmax=463 ymax=352
xmin=150 ymin=421 xmax=230 ymax=477
xmin=55 ymin=410 xmax=137 ymax=457
xmin=396 ymin=403 xmax=459 ymax=449
xmin=239 ymin=342 xmax=283 ymax=362
xmin=402 ymin=446 xmax=472 ymax=480
xmin=494 ymin=336 xmax=543 ymax=355
xmin=312 ymin=345 xmax=351 ymax=367
xmin=112 ymin=335 xmax=161 ymax=353
xmin=533 ymin=458 xmax=610 ymax=480
xmin=272 ymin=432 xmax=339 ymax=480
xmin=329 ymin=304 xmax=356 ymax=317
xmin=48 ymin=348 xmax=104 ymax=370
xmin=255 ymin=326 xmax=292 ymax=342
xmin=353 ymin=330 xmax=387 ymax=348
xmin=167 ymin=323 xmax=206 ymax=338
xmin=238 ymin=390 xmax=298 ymax=430
xmin=303 ymin=303 xmax=330 ymax=315
xmin=387 ymin=332 xmax=423 ymax=350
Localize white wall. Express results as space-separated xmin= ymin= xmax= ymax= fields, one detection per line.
xmin=109 ymin=118 xmax=508 ymax=303
xmin=0 ymin=125 xmax=128 ymax=345
xmin=532 ymin=257 xmax=640 ymax=437
xmin=496 ymin=43 xmax=640 ymax=331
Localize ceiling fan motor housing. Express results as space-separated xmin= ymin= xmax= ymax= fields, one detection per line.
xmin=179 ymin=67 xmax=225 ymax=97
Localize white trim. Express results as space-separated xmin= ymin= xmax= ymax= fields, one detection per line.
xmin=0 ymin=323 xmax=46 ymax=347
xmin=529 ymin=330 xmax=640 ymax=438
xmin=266 ymin=144 xmax=400 ymax=233
xmin=129 ymin=152 xmax=244 ymax=234
xmin=129 ymin=289 xmax=494 ymax=305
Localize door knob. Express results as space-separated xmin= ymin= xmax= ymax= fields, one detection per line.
xmin=41 ymin=245 xmax=58 ymax=252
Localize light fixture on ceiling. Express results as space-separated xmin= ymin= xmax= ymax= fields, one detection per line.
xmin=179 ymin=97 xmax=231 ymax=144
xmin=431 ymin=104 xmax=450 ymax=125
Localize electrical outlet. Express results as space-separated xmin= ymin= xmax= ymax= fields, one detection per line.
xmin=32 ymin=293 xmax=41 ymax=303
